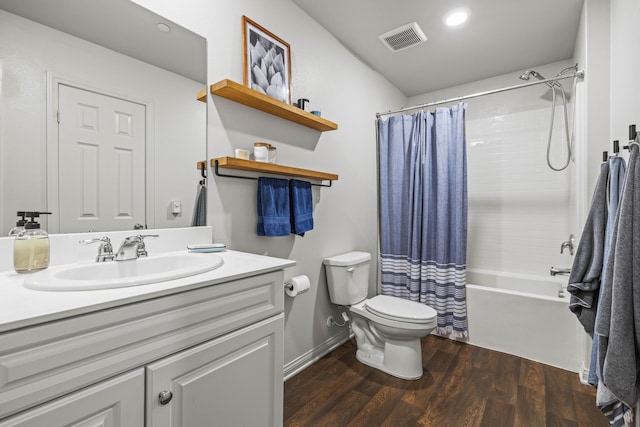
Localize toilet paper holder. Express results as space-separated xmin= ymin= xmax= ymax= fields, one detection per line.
xmin=284 ymin=275 xmax=311 ymax=297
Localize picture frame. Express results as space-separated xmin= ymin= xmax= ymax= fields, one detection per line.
xmin=242 ymin=15 xmax=292 ymax=104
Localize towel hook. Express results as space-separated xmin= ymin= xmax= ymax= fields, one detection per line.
xmin=622 ymin=124 xmax=638 ymax=151
xmin=199 ymin=162 xmax=207 ymax=185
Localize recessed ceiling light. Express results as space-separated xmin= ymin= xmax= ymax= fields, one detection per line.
xmin=156 ymin=23 xmax=171 ymax=32
xmin=444 ymin=8 xmax=470 ymax=27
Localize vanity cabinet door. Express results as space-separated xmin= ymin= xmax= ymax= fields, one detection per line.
xmin=0 ymin=369 xmax=144 ymax=427
xmin=146 ymin=314 xmax=284 ymax=427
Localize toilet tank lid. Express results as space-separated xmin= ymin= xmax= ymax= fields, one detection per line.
xmin=323 ymin=251 xmax=371 ymax=266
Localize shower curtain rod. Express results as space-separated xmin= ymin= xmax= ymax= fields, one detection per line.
xmin=376 ymin=70 xmax=584 ymax=118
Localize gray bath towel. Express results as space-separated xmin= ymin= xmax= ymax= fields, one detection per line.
xmin=589 ymin=156 xmax=626 ymax=385
xmin=587 ymin=157 xmax=631 ymax=426
xmin=567 ymin=161 xmax=609 ymax=335
xmin=595 ymin=142 xmax=640 ymax=409
xmin=191 ymin=183 xmax=207 ymax=227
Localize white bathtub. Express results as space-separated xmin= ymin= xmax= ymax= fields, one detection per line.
xmin=465 ymin=269 xmax=580 ymax=372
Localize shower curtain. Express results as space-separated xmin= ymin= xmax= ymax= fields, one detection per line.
xmin=378 ymin=105 xmax=468 ymax=338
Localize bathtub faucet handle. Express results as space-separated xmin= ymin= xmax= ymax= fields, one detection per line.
xmin=560 ymin=234 xmax=575 ymax=255
xmin=550 ymin=266 xmax=572 ymax=276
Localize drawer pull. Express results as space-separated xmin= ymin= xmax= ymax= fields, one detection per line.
xmin=158 ymin=390 xmax=173 ymax=405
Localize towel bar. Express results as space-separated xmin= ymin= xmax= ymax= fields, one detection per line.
xmin=213 ymin=159 xmax=333 ymax=187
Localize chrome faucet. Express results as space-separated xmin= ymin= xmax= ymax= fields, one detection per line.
xmin=550 ymin=266 xmax=572 ymax=276
xmin=560 ymin=234 xmax=575 ymax=255
xmin=80 ymin=237 xmax=115 ymax=262
xmin=115 ymin=234 xmax=159 ymax=261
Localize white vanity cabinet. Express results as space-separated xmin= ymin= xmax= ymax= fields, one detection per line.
xmin=147 ymin=315 xmax=283 ymax=426
xmin=0 ymin=369 xmax=145 ymax=426
xmin=0 ymin=269 xmax=286 ymax=426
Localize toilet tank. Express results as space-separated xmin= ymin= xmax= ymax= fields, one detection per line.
xmin=323 ymin=251 xmax=371 ymax=305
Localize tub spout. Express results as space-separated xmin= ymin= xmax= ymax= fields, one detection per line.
xmin=550 ymin=266 xmax=571 ymax=276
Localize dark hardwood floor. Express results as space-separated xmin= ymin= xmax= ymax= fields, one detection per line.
xmin=284 ymin=336 xmax=607 ymax=427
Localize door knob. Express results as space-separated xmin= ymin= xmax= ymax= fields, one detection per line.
xmin=158 ymin=390 xmax=173 ymax=405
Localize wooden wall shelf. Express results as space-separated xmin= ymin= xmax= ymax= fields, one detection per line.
xmin=211 ymin=157 xmax=338 ymax=185
xmin=196 ymin=88 xmax=207 ymax=102
xmin=209 ymin=79 xmax=338 ymax=132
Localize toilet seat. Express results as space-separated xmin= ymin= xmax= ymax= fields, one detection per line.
xmin=364 ymin=295 xmax=436 ymax=324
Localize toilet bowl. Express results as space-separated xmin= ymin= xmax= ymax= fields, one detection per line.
xmin=350 ymin=295 xmax=436 ymax=379
xmin=323 ymin=252 xmax=437 ymax=380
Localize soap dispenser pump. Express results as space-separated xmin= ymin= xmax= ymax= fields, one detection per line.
xmin=8 ymin=211 xmax=27 ymax=236
xmin=13 ymin=211 xmax=51 ymax=274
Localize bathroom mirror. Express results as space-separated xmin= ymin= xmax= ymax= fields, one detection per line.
xmin=0 ymin=0 xmax=207 ymax=235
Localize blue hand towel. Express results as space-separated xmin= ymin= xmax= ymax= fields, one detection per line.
xmin=257 ymin=177 xmax=291 ymax=236
xmin=289 ymin=179 xmax=314 ymax=236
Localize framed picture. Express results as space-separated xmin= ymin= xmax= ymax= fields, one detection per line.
xmin=242 ymin=16 xmax=291 ymax=104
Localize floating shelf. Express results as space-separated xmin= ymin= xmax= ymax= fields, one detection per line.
xmin=211 ymin=157 xmax=338 ymax=186
xmin=196 ymin=88 xmax=207 ymax=102
xmin=209 ymin=79 xmax=338 ymax=132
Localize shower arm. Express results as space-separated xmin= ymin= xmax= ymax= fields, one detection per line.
xmin=376 ymin=70 xmax=584 ymax=118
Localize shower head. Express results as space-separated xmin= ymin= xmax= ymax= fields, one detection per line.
xmin=519 ymin=70 xmax=546 ymax=81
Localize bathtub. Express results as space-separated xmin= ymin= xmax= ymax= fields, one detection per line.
xmin=465 ymin=269 xmax=580 ymax=372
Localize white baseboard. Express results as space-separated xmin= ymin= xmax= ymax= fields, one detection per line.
xmin=579 ymin=367 xmax=590 ymax=385
xmin=283 ymin=330 xmax=352 ymax=381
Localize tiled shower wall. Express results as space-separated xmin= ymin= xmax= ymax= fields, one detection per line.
xmin=407 ymin=60 xmax=579 ymax=280
xmin=465 ymin=91 xmax=576 ymax=277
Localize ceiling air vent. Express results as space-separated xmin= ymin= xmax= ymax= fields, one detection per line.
xmin=378 ymin=22 xmax=427 ymax=53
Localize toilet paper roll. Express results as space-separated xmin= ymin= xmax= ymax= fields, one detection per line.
xmin=285 ymin=275 xmax=311 ymax=297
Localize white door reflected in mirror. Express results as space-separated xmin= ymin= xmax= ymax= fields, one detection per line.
xmin=58 ymin=84 xmax=146 ymax=232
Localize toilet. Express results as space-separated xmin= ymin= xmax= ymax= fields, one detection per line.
xmin=323 ymin=251 xmax=437 ymax=380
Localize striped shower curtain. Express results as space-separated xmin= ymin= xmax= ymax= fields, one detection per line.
xmin=378 ymin=105 xmax=468 ymax=338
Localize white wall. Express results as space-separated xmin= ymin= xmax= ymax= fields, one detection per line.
xmin=571 ymin=0 xmax=611 ymax=380
xmin=408 ymin=60 xmax=578 ymax=278
xmin=579 ymin=0 xmax=611 ymax=203
xmin=130 ymin=0 xmax=406 ymax=368
xmin=0 ymin=10 xmax=205 ymax=234
xmin=571 ymin=0 xmax=640 ymax=387
xmin=598 ymin=0 xmax=640 ymax=417
xmin=575 ymin=0 xmax=640 ymax=392
xmin=610 ymin=0 xmax=640 ymax=143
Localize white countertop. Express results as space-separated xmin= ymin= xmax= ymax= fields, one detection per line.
xmin=0 ymin=249 xmax=295 ymax=333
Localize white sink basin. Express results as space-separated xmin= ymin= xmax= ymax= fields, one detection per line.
xmin=23 ymin=252 xmax=224 ymax=291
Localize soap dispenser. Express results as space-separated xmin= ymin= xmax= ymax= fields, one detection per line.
xmin=13 ymin=212 xmax=51 ymax=274
xmin=8 ymin=211 xmax=27 ymax=236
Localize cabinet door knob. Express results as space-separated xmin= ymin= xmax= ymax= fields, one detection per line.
xmin=158 ymin=390 xmax=173 ymax=405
